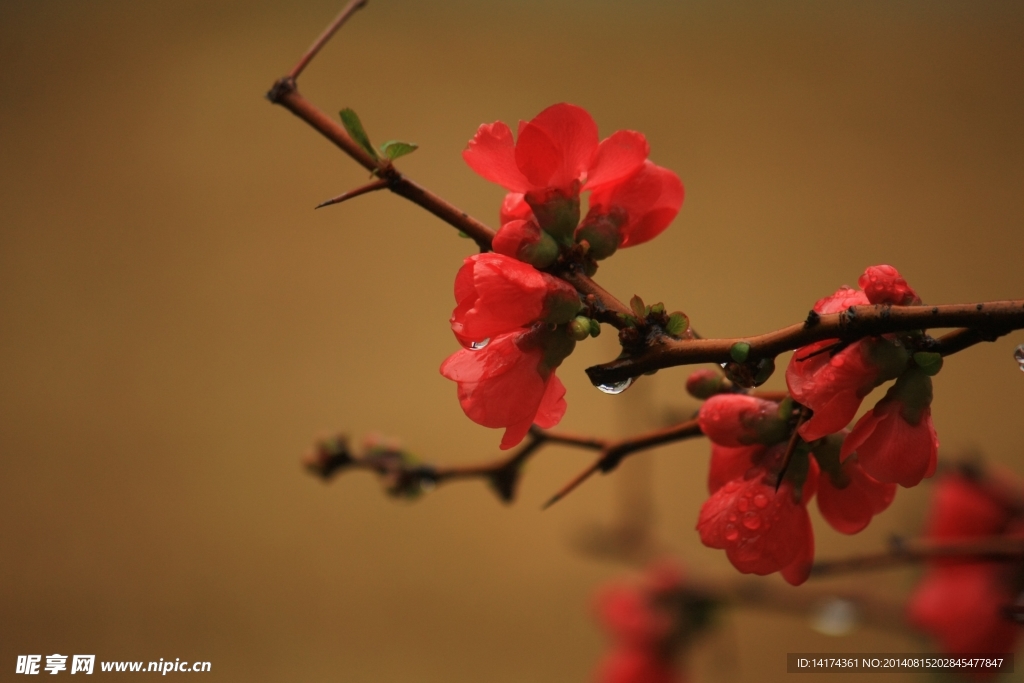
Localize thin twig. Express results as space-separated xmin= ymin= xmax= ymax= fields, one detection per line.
xmin=542 ymin=419 xmax=702 ymax=509
xmin=288 ymin=0 xmax=369 ymax=80
xmin=315 ymin=177 xmax=388 ymax=209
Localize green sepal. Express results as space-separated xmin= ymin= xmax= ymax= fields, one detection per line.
xmin=379 ymin=140 xmax=419 ymax=160
xmin=339 ymin=108 xmax=378 ymax=160
xmin=912 ymin=351 xmax=944 ymax=376
xmin=730 ymin=341 xmax=751 ymax=363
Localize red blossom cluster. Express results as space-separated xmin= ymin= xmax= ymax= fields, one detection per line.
xmin=907 ymin=473 xmax=1022 ymax=666
xmin=442 ymin=104 xmax=684 ymax=449
xmin=592 ymin=564 xmax=691 ymax=683
xmin=696 ymin=266 xmax=941 ymax=584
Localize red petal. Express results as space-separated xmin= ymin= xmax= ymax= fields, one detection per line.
xmin=817 ymin=457 xmax=896 ymax=534
xmin=463 ymin=121 xmax=532 ymax=192
xmin=788 ymin=340 xmax=877 ymax=441
xmin=585 ymin=130 xmax=649 ymax=191
xmin=780 ymin=512 xmax=815 ymax=586
xmin=449 ymin=253 xmax=548 ymax=342
xmin=500 ymin=192 xmax=532 ymax=224
xmin=698 ymin=394 xmax=783 ymax=447
xmin=589 ymin=162 xmax=684 ymax=249
xmin=522 ymin=103 xmax=599 ymax=190
xmin=840 ymin=402 xmax=938 ymax=488
xmin=515 ymin=121 xmax=562 ymax=188
xmin=813 ymin=286 xmax=869 ymax=314
xmin=533 ymin=373 xmax=567 ymax=429
xmin=707 ymin=443 xmax=763 ymax=493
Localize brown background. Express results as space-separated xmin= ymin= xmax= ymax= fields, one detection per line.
xmin=2 ymin=1 xmax=1023 ymax=681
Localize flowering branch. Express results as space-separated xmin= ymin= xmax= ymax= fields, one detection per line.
xmin=586 ymin=299 xmax=1024 ymax=386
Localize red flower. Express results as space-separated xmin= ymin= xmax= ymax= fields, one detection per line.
xmin=449 ymin=253 xmax=579 ymax=345
xmin=593 ymin=565 xmax=687 ymax=683
xmin=787 ymin=276 xmax=911 ymax=441
xmin=925 ymin=474 xmax=1011 ymax=541
xmin=906 ymin=475 xmax=1019 ymax=664
xmin=463 ymin=103 xmax=648 ymax=196
xmin=817 ymin=454 xmax=896 ymax=534
xmin=439 ymin=328 xmax=571 ymax=450
xmin=697 ymin=394 xmax=788 ymax=448
xmin=697 ymin=445 xmax=819 ymax=585
xmin=907 ymin=564 xmax=1018 ymax=662
xmin=596 ymin=649 xmax=680 ymax=683
xmin=839 ymin=368 xmax=938 ymax=488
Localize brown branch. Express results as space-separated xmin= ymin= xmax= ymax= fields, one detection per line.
xmin=305 ymin=419 xmax=704 ymax=505
xmin=811 ymin=535 xmax=1024 ymax=577
xmin=587 ymin=300 xmax=1024 ymax=386
xmin=542 ymin=418 xmax=703 ymax=509
xmin=288 ymin=0 xmax=369 ymax=80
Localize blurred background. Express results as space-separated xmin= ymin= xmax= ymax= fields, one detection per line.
xmin=2 ymin=0 xmax=1023 ymax=680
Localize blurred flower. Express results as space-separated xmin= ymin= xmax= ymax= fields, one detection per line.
xmin=907 ymin=474 xmax=1020 ymax=669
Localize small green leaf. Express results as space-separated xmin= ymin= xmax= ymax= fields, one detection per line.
xmin=339 ymin=108 xmax=378 ymax=160
xmin=617 ymin=313 xmax=638 ymax=328
xmin=730 ymin=341 xmax=751 ymax=363
xmin=379 ymin=140 xmax=419 ymax=160
xmin=629 ymin=295 xmax=647 ymax=319
xmin=649 ymin=302 xmax=665 ymax=316
xmin=665 ymin=312 xmax=689 ymax=336
xmin=588 ymin=319 xmax=602 ymax=337
xmin=457 ymin=231 xmax=470 ymax=239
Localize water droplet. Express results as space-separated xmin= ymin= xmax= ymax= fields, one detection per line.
xmin=469 ymin=338 xmax=490 ymax=350
xmin=597 ymin=377 xmax=633 ymax=394
xmin=753 ymin=493 xmax=769 ymax=508
xmin=742 ymin=512 xmax=761 ymax=530
xmin=728 ymin=514 xmax=737 ymax=522
xmin=724 ymin=524 xmax=739 ymax=541
xmin=811 ymin=598 xmax=859 ymax=636
xmin=1015 ymin=344 xmax=1024 ymax=372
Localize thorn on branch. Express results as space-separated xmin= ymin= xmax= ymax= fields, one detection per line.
xmin=315 ymin=177 xmax=389 ymax=209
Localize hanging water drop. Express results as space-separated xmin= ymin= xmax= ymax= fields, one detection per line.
xmin=597 ymin=377 xmax=633 ymax=394
xmin=469 ymin=338 xmax=490 ymax=350
xmin=1015 ymin=344 xmax=1024 ymax=372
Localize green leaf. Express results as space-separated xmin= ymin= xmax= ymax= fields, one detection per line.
xmin=339 ymin=108 xmax=378 ymax=160
xmin=617 ymin=313 xmax=638 ymax=328
xmin=629 ymin=295 xmax=646 ymax=319
xmin=665 ymin=312 xmax=689 ymax=336
xmin=649 ymin=302 xmax=665 ymax=316
xmin=379 ymin=140 xmax=419 ymax=160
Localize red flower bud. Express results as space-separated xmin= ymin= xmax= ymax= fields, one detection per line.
xmin=858 ymin=264 xmax=921 ymax=306
xmin=697 ymin=394 xmax=788 ymax=447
